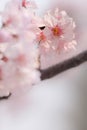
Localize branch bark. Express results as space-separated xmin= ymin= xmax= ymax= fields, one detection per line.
xmin=40 ymin=50 xmax=87 ymax=80
xmin=0 ymin=50 xmax=87 ymax=100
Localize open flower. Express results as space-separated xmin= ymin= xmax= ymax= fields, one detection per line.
xmin=43 ymin=8 xmax=77 ymax=52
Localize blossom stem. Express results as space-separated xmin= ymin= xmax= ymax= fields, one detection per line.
xmin=40 ymin=50 xmax=87 ymax=80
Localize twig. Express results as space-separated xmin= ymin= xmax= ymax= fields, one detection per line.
xmin=40 ymin=50 xmax=87 ymax=80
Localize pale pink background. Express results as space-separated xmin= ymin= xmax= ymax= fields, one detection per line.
xmin=0 ymin=0 xmax=87 ymax=130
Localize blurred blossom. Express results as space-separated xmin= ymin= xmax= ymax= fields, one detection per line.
xmin=0 ymin=0 xmax=77 ymax=93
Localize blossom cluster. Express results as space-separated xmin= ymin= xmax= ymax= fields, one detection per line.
xmin=0 ymin=0 xmax=77 ymax=91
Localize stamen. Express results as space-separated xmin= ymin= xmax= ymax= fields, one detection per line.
xmin=52 ymin=25 xmax=62 ymax=37
xmin=1 ymin=56 xmax=8 ymax=62
xmin=22 ymin=0 xmax=26 ymax=7
xmin=22 ymin=0 xmax=29 ymax=8
xmin=38 ymin=32 xmax=47 ymax=42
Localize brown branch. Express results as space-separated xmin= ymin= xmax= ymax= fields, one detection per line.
xmin=40 ymin=50 xmax=87 ymax=80
xmin=0 ymin=50 xmax=87 ymax=100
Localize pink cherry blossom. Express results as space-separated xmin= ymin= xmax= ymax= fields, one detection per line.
xmin=0 ymin=0 xmax=77 ymax=93
xmin=42 ymin=8 xmax=77 ymax=53
xmin=0 ymin=0 xmax=41 ymax=92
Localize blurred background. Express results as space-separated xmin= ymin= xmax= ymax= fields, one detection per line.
xmin=0 ymin=0 xmax=87 ymax=130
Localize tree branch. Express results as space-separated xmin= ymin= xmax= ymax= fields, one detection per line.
xmin=0 ymin=50 xmax=87 ymax=100
xmin=40 ymin=50 xmax=87 ymax=80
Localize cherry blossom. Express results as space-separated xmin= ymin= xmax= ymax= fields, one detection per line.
xmin=42 ymin=8 xmax=77 ymax=53
xmin=0 ymin=0 xmax=41 ymax=92
xmin=0 ymin=0 xmax=77 ymax=93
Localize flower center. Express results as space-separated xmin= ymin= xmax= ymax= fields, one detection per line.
xmin=1 ymin=55 xmax=8 ymax=62
xmin=52 ymin=26 xmax=62 ymax=36
xmin=22 ymin=0 xmax=27 ymax=7
xmin=22 ymin=0 xmax=30 ymax=8
xmin=38 ymin=32 xmax=47 ymax=42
